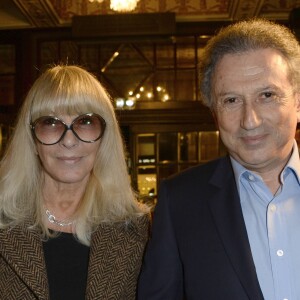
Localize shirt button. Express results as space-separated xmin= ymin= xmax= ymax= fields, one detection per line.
xmin=277 ymin=249 xmax=284 ymax=256
xmin=269 ymin=204 xmax=277 ymax=212
xmin=248 ymin=174 xmax=254 ymax=181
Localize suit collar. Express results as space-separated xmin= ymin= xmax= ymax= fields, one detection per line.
xmin=208 ymin=157 xmax=264 ymax=300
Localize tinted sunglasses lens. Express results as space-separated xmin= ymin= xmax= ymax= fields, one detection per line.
xmin=33 ymin=117 xmax=65 ymax=145
xmin=72 ymin=114 xmax=105 ymax=142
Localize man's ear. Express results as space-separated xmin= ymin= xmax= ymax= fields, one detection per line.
xmin=211 ymin=108 xmax=219 ymax=130
xmin=296 ymin=93 xmax=300 ymax=123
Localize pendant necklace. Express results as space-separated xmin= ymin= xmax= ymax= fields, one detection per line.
xmin=45 ymin=209 xmax=74 ymax=227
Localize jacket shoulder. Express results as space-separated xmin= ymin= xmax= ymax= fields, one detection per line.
xmin=164 ymin=156 xmax=231 ymax=188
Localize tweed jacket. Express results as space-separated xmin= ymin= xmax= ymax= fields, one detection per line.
xmin=0 ymin=215 xmax=149 ymax=300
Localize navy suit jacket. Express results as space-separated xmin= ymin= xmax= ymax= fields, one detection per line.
xmin=137 ymin=156 xmax=264 ymax=300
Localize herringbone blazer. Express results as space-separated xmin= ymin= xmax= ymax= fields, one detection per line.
xmin=0 ymin=215 xmax=149 ymax=300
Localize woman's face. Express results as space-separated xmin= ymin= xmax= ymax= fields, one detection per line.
xmin=35 ymin=114 xmax=101 ymax=187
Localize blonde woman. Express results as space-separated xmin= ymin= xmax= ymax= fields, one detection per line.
xmin=0 ymin=65 xmax=149 ymax=299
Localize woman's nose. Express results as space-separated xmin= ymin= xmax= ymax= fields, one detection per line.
xmin=60 ymin=128 xmax=79 ymax=148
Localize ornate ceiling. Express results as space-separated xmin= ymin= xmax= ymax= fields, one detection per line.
xmin=0 ymin=0 xmax=299 ymax=30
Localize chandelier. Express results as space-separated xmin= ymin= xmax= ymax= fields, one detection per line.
xmin=88 ymin=0 xmax=140 ymax=12
xmin=114 ymin=85 xmax=171 ymax=110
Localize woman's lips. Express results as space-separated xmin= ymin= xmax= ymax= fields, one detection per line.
xmin=58 ymin=156 xmax=82 ymax=163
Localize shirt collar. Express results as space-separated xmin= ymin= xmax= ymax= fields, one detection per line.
xmin=230 ymin=140 xmax=300 ymax=194
xmin=284 ymin=140 xmax=300 ymax=184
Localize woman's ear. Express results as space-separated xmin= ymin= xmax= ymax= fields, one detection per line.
xmin=33 ymin=143 xmax=39 ymax=155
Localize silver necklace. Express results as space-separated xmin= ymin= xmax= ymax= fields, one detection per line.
xmin=45 ymin=209 xmax=74 ymax=227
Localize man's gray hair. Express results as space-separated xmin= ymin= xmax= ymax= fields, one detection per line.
xmin=199 ymin=18 xmax=300 ymax=108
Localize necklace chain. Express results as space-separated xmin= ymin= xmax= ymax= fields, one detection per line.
xmin=45 ymin=209 xmax=74 ymax=227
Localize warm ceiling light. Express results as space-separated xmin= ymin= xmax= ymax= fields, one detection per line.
xmin=89 ymin=0 xmax=104 ymax=3
xmin=110 ymin=0 xmax=139 ymax=12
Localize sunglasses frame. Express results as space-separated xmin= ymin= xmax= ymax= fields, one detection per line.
xmin=30 ymin=113 xmax=106 ymax=145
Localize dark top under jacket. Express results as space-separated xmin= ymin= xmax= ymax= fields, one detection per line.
xmin=43 ymin=232 xmax=90 ymax=300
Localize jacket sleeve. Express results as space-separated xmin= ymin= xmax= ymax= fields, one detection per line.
xmin=137 ymin=181 xmax=184 ymax=300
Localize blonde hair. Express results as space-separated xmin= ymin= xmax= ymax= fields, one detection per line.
xmin=0 ymin=65 xmax=147 ymax=245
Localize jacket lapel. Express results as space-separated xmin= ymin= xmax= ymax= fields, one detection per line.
xmin=208 ymin=157 xmax=264 ymax=300
xmin=86 ymin=216 xmax=148 ymax=299
xmin=0 ymin=222 xmax=49 ymax=299
xmin=86 ymin=224 xmax=123 ymax=299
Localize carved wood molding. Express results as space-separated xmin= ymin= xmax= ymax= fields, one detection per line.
xmin=10 ymin=0 xmax=297 ymax=29
xmin=231 ymin=0 xmax=264 ymax=20
xmin=12 ymin=0 xmax=61 ymax=27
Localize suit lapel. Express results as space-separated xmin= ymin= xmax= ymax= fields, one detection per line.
xmin=0 ymin=222 xmax=49 ymax=299
xmin=208 ymin=157 xmax=264 ymax=300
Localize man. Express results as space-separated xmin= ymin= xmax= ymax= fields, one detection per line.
xmin=137 ymin=19 xmax=300 ymax=299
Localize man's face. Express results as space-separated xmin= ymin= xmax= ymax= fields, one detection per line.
xmin=212 ymin=48 xmax=300 ymax=173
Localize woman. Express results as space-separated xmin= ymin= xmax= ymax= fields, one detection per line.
xmin=0 ymin=65 xmax=149 ymax=299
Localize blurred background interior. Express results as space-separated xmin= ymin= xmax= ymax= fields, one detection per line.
xmin=1 ymin=0 xmax=300 ymax=206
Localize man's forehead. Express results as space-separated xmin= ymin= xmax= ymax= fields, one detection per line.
xmin=215 ymin=49 xmax=288 ymax=76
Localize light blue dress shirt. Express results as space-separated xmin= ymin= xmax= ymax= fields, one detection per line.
xmin=231 ymin=141 xmax=300 ymax=300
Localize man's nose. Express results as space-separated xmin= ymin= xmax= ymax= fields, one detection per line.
xmin=240 ymin=102 xmax=262 ymax=130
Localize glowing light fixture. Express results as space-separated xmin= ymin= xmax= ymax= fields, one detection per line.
xmin=125 ymin=85 xmax=170 ymax=103
xmin=101 ymin=51 xmax=119 ymax=72
xmin=115 ymin=97 xmax=136 ymax=109
xmin=125 ymin=97 xmax=136 ymax=108
xmin=115 ymin=98 xmax=125 ymax=109
xmin=89 ymin=0 xmax=139 ymax=12
xmin=110 ymin=0 xmax=139 ymax=11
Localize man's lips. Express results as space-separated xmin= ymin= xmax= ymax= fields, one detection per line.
xmin=240 ymin=134 xmax=267 ymax=145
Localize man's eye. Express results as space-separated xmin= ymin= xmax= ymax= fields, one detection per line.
xmin=260 ymin=92 xmax=279 ymax=103
xmin=215 ymin=97 xmax=241 ymax=111
xmin=223 ymin=97 xmax=240 ymax=106
xmin=225 ymin=98 xmax=236 ymax=104
xmin=263 ymin=92 xmax=273 ymax=98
